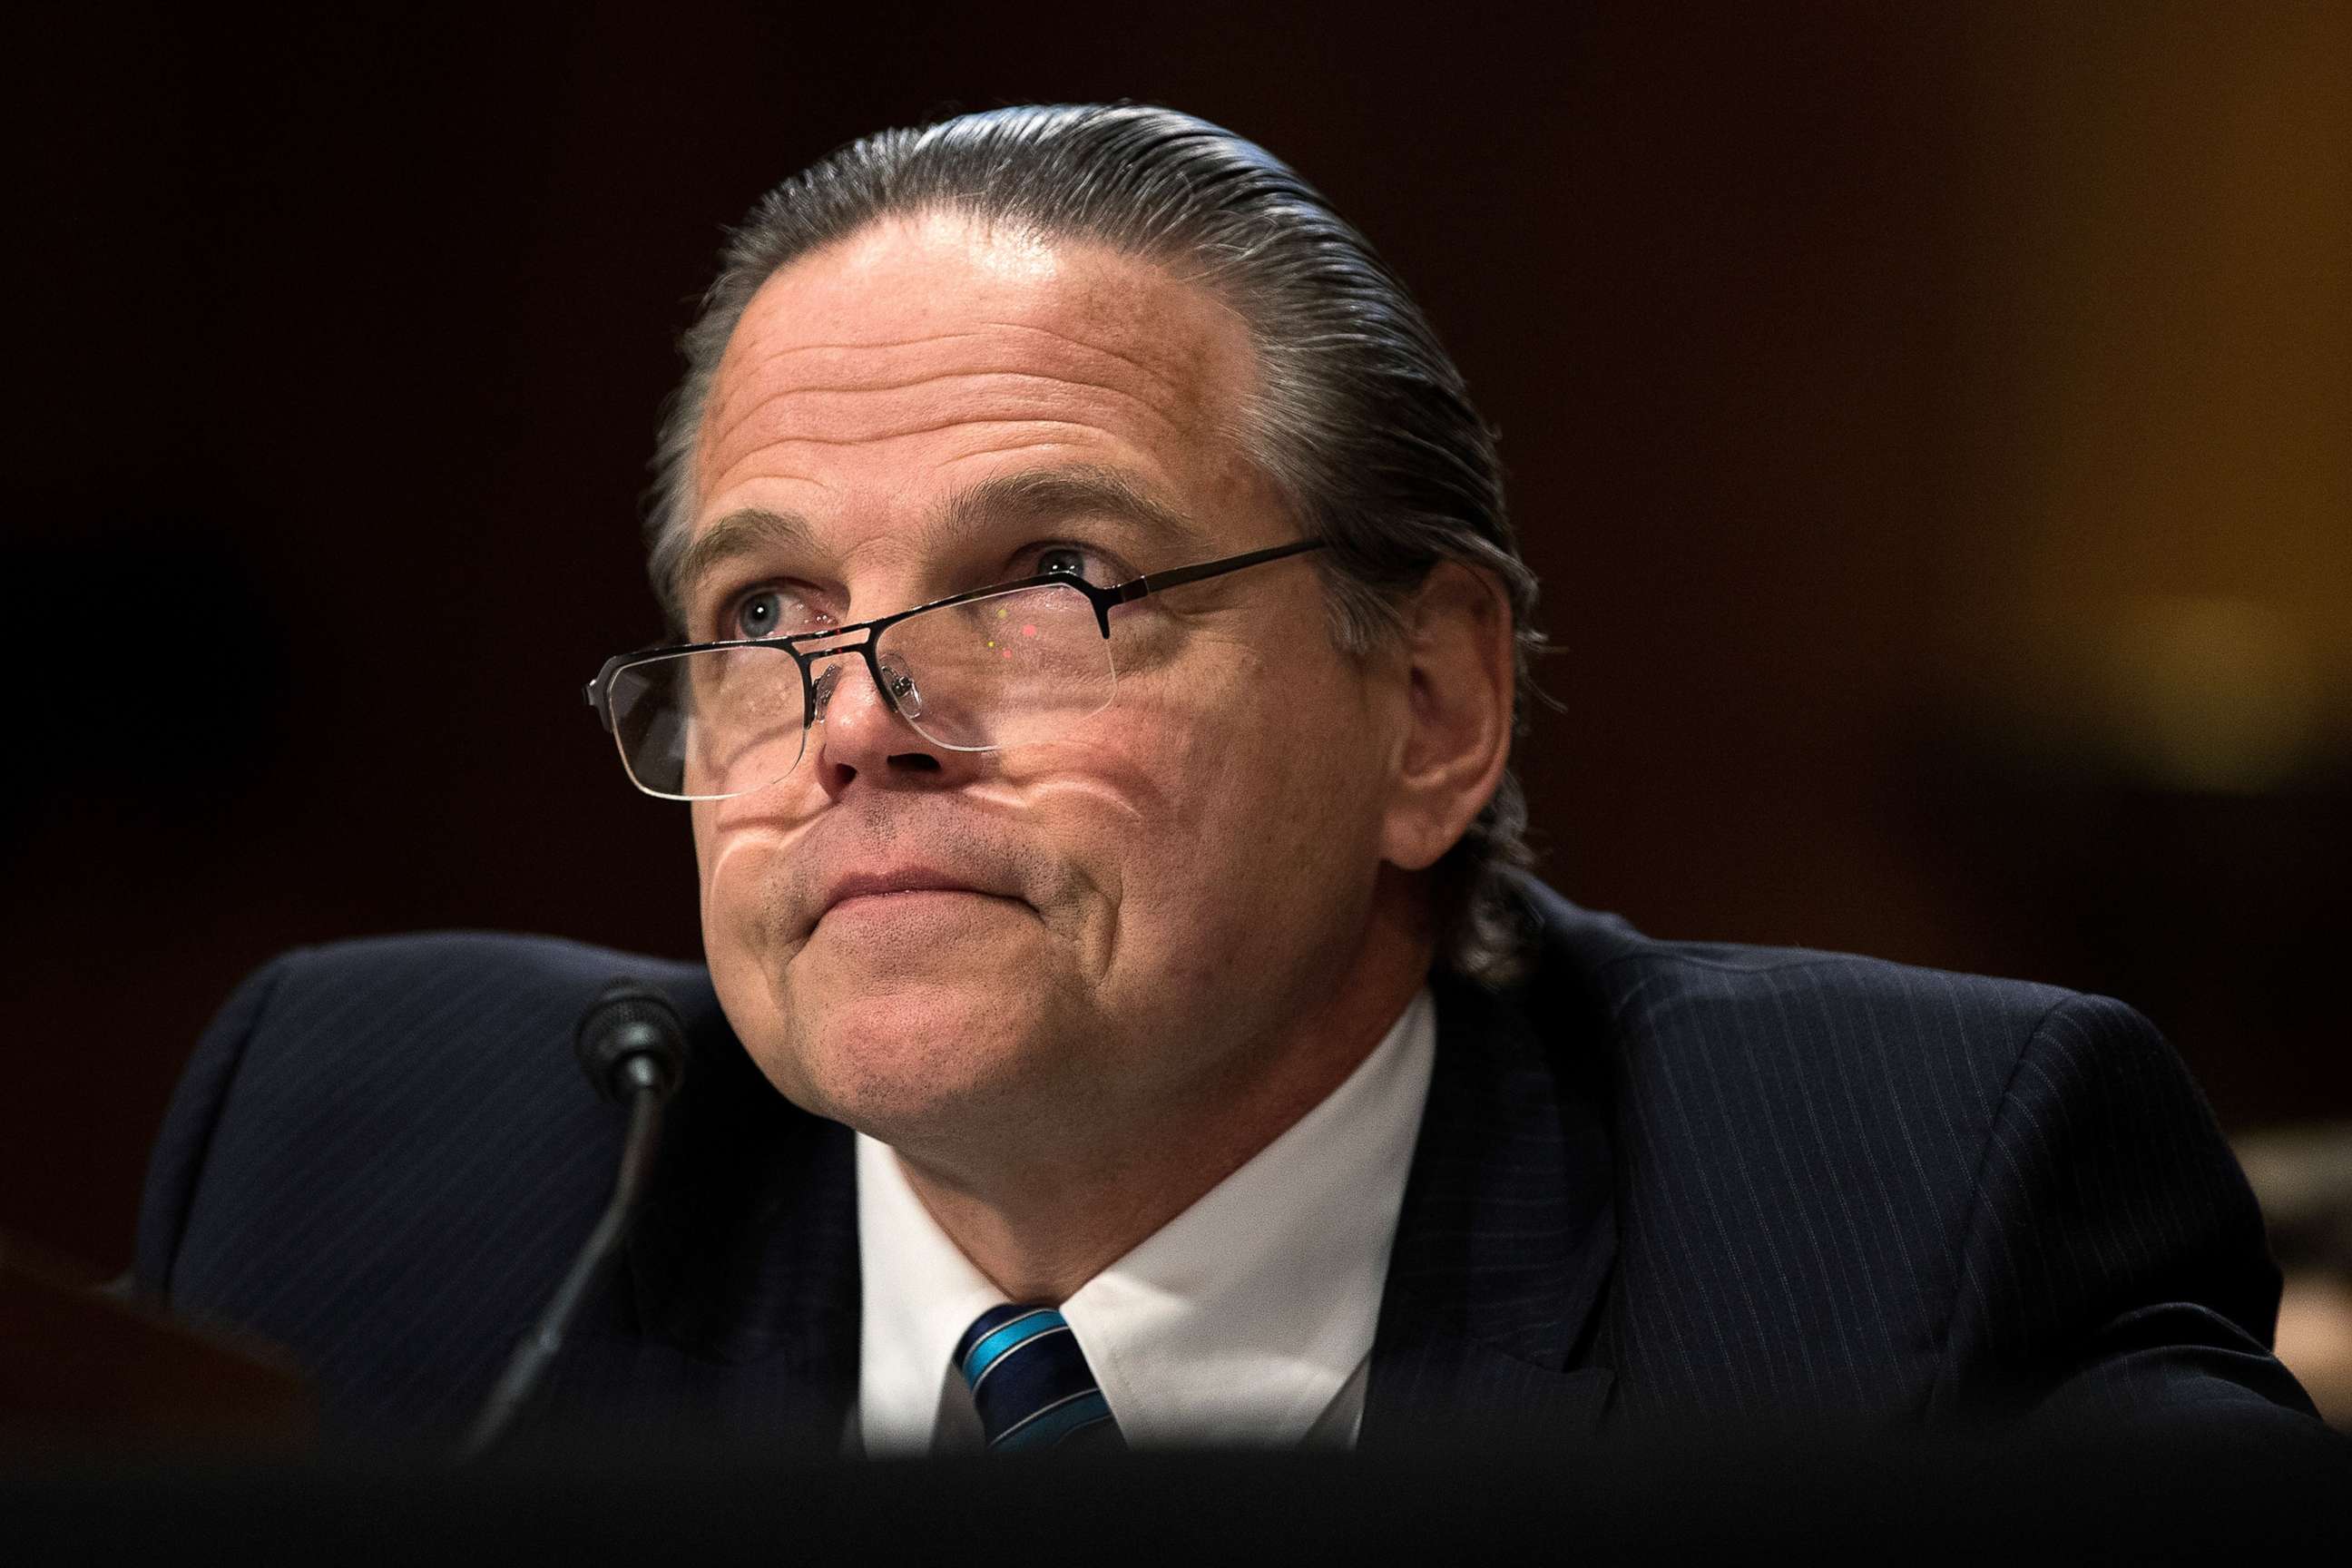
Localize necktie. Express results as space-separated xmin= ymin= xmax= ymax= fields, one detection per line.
xmin=954 ymin=1304 xmax=1122 ymax=1452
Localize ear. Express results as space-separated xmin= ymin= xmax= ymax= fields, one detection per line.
xmin=1378 ymin=562 xmax=1515 ymax=873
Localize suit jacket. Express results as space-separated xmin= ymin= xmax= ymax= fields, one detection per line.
xmin=134 ymin=879 xmax=2319 ymax=1453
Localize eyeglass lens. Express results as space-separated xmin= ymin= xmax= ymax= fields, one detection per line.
xmin=606 ymin=580 xmax=1115 ymax=800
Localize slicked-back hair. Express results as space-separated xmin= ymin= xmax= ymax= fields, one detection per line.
xmin=648 ymin=103 xmax=1544 ymax=984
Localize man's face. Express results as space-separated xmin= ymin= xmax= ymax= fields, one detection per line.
xmin=685 ymin=211 xmax=1410 ymax=1163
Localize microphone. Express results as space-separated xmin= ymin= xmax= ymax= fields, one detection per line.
xmin=573 ymin=980 xmax=690 ymax=1104
xmin=453 ymin=979 xmax=688 ymax=1463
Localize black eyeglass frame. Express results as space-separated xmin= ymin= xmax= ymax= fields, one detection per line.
xmin=583 ymin=537 xmax=1328 ymax=745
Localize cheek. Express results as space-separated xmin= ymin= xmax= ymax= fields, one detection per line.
xmin=699 ymin=828 xmax=764 ymax=936
xmin=1054 ymin=664 xmax=1381 ymax=970
xmin=692 ymin=808 xmax=748 ymax=948
xmin=692 ymin=816 xmax=804 ymax=1029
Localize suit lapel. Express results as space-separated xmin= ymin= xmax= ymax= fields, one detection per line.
xmin=1361 ymin=971 xmax=1617 ymax=1447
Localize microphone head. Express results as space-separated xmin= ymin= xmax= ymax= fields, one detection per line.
xmin=573 ymin=978 xmax=689 ymax=1103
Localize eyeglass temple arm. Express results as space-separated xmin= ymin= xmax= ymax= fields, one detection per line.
xmin=584 ymin=653 xmax=632 ymax=733
xmin=1115 ymin=538 xmax=1327 ymax=603
xmin=581 ymin=540 xmax=1328 ymax=720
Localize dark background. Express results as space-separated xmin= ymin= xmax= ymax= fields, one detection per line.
xmin=7 ymin=2 xmax=2347 ymax=1274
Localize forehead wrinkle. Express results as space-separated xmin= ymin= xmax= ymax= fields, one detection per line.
xmin=710 ymin=211 xmax=1251 ymax=416
xmin=702 ymin=364 xmax=1189 ymax=460
xmin=700 ymin=331 xmax=997 ymax=440
xmin=701 ymin=283 xmax=1226 ymax=457
xmin=969 ymin=318 xmax=1196 ymax=407
xmin=701 ymin=419 xmax=1110 ymax=503
xmin=701 ymin=333 xmax=932 ymax=445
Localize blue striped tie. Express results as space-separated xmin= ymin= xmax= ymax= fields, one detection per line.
xmin=953 ymin=1304 xmax=1122 ymax=1453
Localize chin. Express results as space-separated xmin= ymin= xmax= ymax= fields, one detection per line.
xmin=741 ymin=956 xmax=1071 ymax=1147
xmin=709 ymin=888 xmax=1067 ymax=1107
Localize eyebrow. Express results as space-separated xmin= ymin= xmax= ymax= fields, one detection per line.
xmin=935 ymin=465 xmax=1211 ymax=557
xmin=671 ymin=505 xmax=818 ymax=616
xmin=671 ymin=466 xmax=1210 ymax=614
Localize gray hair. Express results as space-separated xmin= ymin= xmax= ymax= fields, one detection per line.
xmin=647 ymin=103 xmax=1544 ymax=984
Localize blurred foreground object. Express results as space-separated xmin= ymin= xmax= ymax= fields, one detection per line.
xmin=0 ymin=1231 xmax=311 ymax=1459
xmin=11 ymin=1434 xmax=2349 ymax=1560
xmin=2239 ymin=1122 xmax=2352 ymax=1428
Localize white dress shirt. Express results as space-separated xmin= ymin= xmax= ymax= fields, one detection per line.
xmin=855 ymin=988 xmax=1437 ymax=1454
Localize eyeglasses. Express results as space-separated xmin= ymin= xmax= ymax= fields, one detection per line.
xmin=585 ymin=539 xmax=1328 ymax=800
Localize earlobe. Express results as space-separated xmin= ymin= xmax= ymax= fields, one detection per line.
xmin=1378 ymin=563 xmax=1514 ymax=872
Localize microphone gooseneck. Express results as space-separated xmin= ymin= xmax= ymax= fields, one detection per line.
xmin=453 ymin=979 xmax=688 ymax=1464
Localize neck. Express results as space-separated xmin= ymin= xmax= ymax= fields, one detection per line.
xmin=894 ymin=896 xmax=1432 ymax=1304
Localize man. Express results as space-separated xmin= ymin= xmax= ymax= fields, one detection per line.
xmin=137 ymin=104 xmax=2320 ymax=1457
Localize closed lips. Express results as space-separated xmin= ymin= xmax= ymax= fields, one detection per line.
xmin=819 ymin=870 xmax=1003 ymax=916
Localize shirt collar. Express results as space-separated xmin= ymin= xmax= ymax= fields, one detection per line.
xmin=856 ymin=988 xmax=1436 ymax=1452
xmin=855 ymin=1132 xmax=1004 ymax=1455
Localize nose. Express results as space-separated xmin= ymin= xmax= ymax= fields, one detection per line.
xmin=809 ymin=649 xmax=955 ymax=794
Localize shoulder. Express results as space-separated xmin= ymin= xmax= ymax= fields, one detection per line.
xmin=138 ymin=931 xmax=751 ymax=1434
xmin=138 ymin=931 xmax=720 ymax=1299
xmin=1512 ymin=876 xmax=2099 ymax=1133
xmin=248 ymin=929 xmax=714 ymax=1014
xmin=192 ymin=930 xmax=724 ymax=1105
xmin=169 ymin=930 xmax=721 ymax=1153
xmin=1492 ymin=880 xmax=2228 ymax=1415
xmin=140 ymin=932 xmax=848 ymax=1441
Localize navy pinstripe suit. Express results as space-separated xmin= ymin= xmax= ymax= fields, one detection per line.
xmin=134 ymin=878 xmax=2320 ymax=1451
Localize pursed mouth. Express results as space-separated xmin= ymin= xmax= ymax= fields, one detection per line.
xmin=827 ymin=885 xmax=992 ymax=912
xmin=814 ymin=873 xmax=1026 ymax=932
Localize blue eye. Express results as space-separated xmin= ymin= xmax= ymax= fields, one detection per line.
xmin=734 ymin=591 xmax=789 ymax=639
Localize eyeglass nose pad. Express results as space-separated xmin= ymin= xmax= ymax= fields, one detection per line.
xmin=810 ymin=662 xmax=843 ymax=722
xmin=877 ymin=653 xmax=925 ymax=720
